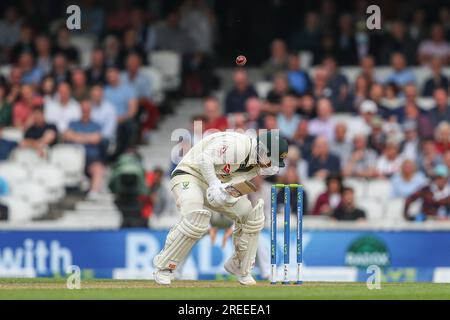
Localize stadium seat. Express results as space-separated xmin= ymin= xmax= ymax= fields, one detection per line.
xmin=0 ymin=64 xmax=11 ymax=78
xmin=343 ymin=178 xmax=367 ymax=200
xmin=30 ymin=164 xmax=65 ymax=202
xmin=0 ymin=127 xmax=24 ymax=142
xmin=0 ymin=196 xmax=35 ymax=221
xmin=140 ymin=66 xmax=164 ymax=103
xmin=49 ymin=144 xmax=86 ymax=188
xmin=70 ymin=35 xmax=96 ymax=68
xmin=255 ymin=81 xmax=273 ymax=99
xmin=357 ymin=199 xmax=384 ymax=221
xmin=340 ymin=67 xmax=360 ymax=84
xmin=0 ymin=162 xmax=28 ymax=186
xmin=298 ymin=51 xmax=313 ymax=69
xmin=302 ymin=179 xmax=326 ymax=211
xmin=10 ymin=147 xmax=45 ymax=168
xmin=417 ymin=97 xmax=435 ymax=111
xmin=11 ymin=181 xmax=49 ymax=217
xmin=366 ymin=179 xmax=392 ymax=202
xmin=385 ymin=198 xmax=405 ymax=221
xmin=149 ymin=51 xmax=181 ymax=91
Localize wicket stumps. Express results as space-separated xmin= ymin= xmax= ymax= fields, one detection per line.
xmin=270 ymin=183 xmax=304 ymax=285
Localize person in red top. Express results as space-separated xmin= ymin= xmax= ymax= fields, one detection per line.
xmin=312 ymin=173 xmax=344 ymax=215
xmin=13 ymin=84 xmax=43 ymax=129
xmin=202 ymin=96 xmax=229 ymax=133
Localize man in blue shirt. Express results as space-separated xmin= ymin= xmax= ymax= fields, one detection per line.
xmin=385 ymin=52 xmax=416 ymax=87
xmin=63 ymin=99 xmax=106 ymax=200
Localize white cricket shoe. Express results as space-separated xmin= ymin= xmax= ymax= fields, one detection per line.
xmin=224 ymin=258 xmax=256 ymax=286
xmin=153 ymin=269 xmax=172 ymax=285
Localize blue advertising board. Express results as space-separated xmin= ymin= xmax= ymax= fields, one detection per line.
xmin=1 ymin=229 xmax=450 ymax=282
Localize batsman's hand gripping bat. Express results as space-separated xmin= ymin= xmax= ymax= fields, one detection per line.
xmin=224 ymin=180 xmax=257 ymax=198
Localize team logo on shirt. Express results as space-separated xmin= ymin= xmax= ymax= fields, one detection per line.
xmin=182 ymin=182 xmax=189 ymax=189
xmin=219 ymin=145 xmax=228 ymax=156
xmin=222 ymin=164 xmax=231 ymax=174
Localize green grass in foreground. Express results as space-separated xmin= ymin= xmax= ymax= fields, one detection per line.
xmin=0 ymin=278 xmax=449 ymax=300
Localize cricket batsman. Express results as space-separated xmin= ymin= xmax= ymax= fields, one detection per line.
xmin=153 ymin=130 xmax=288 ymax=285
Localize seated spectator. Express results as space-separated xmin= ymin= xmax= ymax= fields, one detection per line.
xmin=434 ymin=121 xmax=450 ymax=154
xmin=225 ymin=69 xmax=258 ymax=114
xmin=428 ymin=88 xmax=450 ymax=127
xmin=20 ymin=106 xmax=57 ymax=157
xmin=322 ymin=56 xmax=351 ymax=112
xmin=245 ymin=97 xmax=264 ymax=131
xmin=293 ymin=120 xmax=314 ymax=156
xmin=118 ymin=29 xmax=147 ymax=67
xmin=277 ymin=94 xmax=301 ymax=140
xmin=282 ymin=145 xmax=308 ymax=181
xmin=103 ymin=35 xmax=121 ymax=68
xmin=121 ymin=52 xmax=152 ymax=100
xmin=352 ymin=100 xmax=378 ymax=137
xmin=104 ymin=67 xmax=139 ymax=160
xmin=0 ymin=6 xmax=21 ymax=63
xmin=86 ymin=48 xmax=107 ymax=85
xmin=71 ymin=69 xmax=90 ymax=101
xmin=290 ymin=11 xmax=321 ymax=53
xmin=263 ymin=113 xmax=278 ymax=131
xmin=359 ymin=55 xmax=378 ymax=87
xmin=312 ymin=67 xmax=330 ymax=99
xmin=332 ymin=187 xmax=366 ymax=221
xmin=286 ymin=53 xmax=312 ymax=96
xmin=45 ymin=82 xmax=81 ymax=133
xmin=367 ymin=116 xmax=386 ymax=154
xmin=307 ymin=136 xmax=340 ymax=179
xmin=385 ymin=52 xmax=416 ymax=87
xmin=330 ymin=122 xmax=352 ymax=166
xmin=54 ymin=27 xmax=79 ymax=64
xmin=10 ymin=23 xmax=36 ymax=63
xmin=90 ymin=85 xmax=117 ymax=142
xmin=312 ymin=173 xmax=343 ymax=216
xmin=265 ymin=73 xmax=295 ymax=113
xmin=308 ymin=98 xmax=335 ymax=141
xmin=377 ymin=139 xmax=404 ymax=178
xmin=400 ymin=121 xmax=420 ymax=161
xmin=63 ymin=100 xmax=106 ymax=200
xmin=351 ymin=75 xmax=369 ymax=113
xmin=262 ymin=39 xmax=288 ymax=80
xmin=48 ymin=53 xmax=71 ymax=85
xmin=0 ymin=84 xmax=12 ymax=127
xmin=13 ymin=84 xmax=43 ymax=129
xmin=336 ymin=13 xmax=358 ymax=65
xmin=298 ymin=93 xmax=316 ymax=119
xmin=34 ymin=34 xmax=53 ymax=75
xmin=18 ymin=52 xmax=43 ymax=86
xmin=404 ymin=164 xmax=450 ymax=221
xmin=154 ymin=10 xmax=193 ymax=54
xmin=403 ymin=100 xmax=433 ymax=139
xmin=391 ymin=159 xmax=428 ymax=198
xmin=147 ymin=167 xmax=169 ymax=217
xmin=276 ymin=164 xmax=308 ymax=214
xmin=380 ymin=21 xmax=417 ymax=65
xmin=418 ymin=139 xmax=443 ymax=177
xmin=343 ymin=134 xmax=378 ymax=178
xmin=418 ymin=24 xmax=450 ymax=65
xmin=203 ymin=97 xmax=228 ymax=132
xmin=422 ymin=57 xmax=449 ymax=96
xmin=40 ymin=75 xmax=56 ymax=103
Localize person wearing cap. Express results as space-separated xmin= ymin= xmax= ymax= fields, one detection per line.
xmin=404 ymin=164 xmax=450 ymax=221
xmin=153 ymin=130 xmax=288 ymax=286
xmin=400 ymin=120 xmax=420 ymax=161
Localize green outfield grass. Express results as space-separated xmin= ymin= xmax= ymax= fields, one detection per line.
xmin=0 ymin=278 xmax=449 ymax=300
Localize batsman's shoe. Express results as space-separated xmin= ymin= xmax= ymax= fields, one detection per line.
xmin=153 ymin=269 xmax=172 ymax=285
xmin=224 ymin=258 xmax=257 ymax=286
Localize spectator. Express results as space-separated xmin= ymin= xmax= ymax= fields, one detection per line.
xmin=351 ymin=75 xmax=369 ymax=113
xmin=20 ymin=106 xmax=57 ymax=157
xmin=10 ymin=23 xmax=36 ymax=63
xmin=291 ymin=11 xmax=321 ymax=53
xmin=298 ymin=93 xmax=316 ymax=119
xmin=380 ymin=21 xmax=417 ymax=65
xmin=307 ymin=136 xmax=340 ymax=179
xmin=103 ymin=35 xmax=121 ymax=68
xmin=154 ymin=10 xmax=193 ymax=54
xmin=418 ymin=139 xmax=443 ymax=177
xmin=0 ymin=84 xmax=12 ymax=127
xmin=118 ymin=29 xmax=147 ymax=67
xmin=54 ymin=27 xmax=79 ymax=64
xmin=48 ymin=53 xmax=71 ymax=85
xmin=330 ymin=122 xmax=352 ymax=166
xmin=422 ymin=57 xmax=449 ymax=96
xmin=63 ymin=100 xmax=106 ymax=200
xmin=224 ymin=69 xmax=257 ymax=114
xmin=71 ymin=69 xmax=90 ymax=101
xmin=293 ymin=120 xmax=314 ymax=155
xmin=404 ymin=164 xmax=450 ymax=221
xmin=34 ymin=35 xmax=53 ymax=76
xmin=121 ymin=53 xmax=152 ymax=100
xmin=343 ymin=134 xmax=378 ymax=178
xmin=13 ymin=84 xmax=43 ymax=129
xmin=129 ymin=8 xmax=156 ymax=53
xmin=409 ymin=8 xmax=427 ymax=42
xmin=44 ymin=82 xmax=81 ymax=133
xmin=263 ymin=113 xmax=278 ymax=131
xmin=336 ymin=14 xmax=358 ymax=65
xmin=391 ymin=159 xmax=428 ymax=198
xmin=90 ymin=85 xmax=117 ymax=142
xmin=277 ymin=164 xmax=308 ymax=214
xmin=282 ymin=145 xmax=308 ymax=182
xmin=367 ymin=116 xmax=386 ymax=154
xmin=86 ymin=48 xmax=107 ymax=85
xmin=434 ymin=121 xmax=450 ymax=155
xmin=265 ymin=73 xmax=295 ymax=113
xmin=0 ymin=6 xmax=21 ymax=63
xmin=148 ymin=167 xmax=169 ymax=217
xmin=308 ymin=98 xmax=335 ymax=141
xmin=332 ymin=187 xmax=366 ymax=221
xmin=376 ymin=139 xmax=404 ymax=178
xmin=418 ymin=24 xmax=450 ymax=65
xmin=262 ymin=39 xmax=289 ymax=80
xmin=428 ymin=88 xmax=450 ymax=127
xmin=286 ymin=53 xmax=312 ymax=96
xmin=312 ymin=67 xmax=330 ymax=99
xmin=385 ymin=52 xmax=416 ymax=87
xmin=40 ymin=75 xmax=56 ymax=103
xmin=322 ymin=56 xmax=350 ymax=111
xmin=203 ymin=97 xmax=228 ymax=132
xmin=277 ymin=94 xmax=301 ymax=140
xmin=245 ymin=97 xmax=264 ymax=130
xmin=400 ymin=121 xmax=420 ymax=161
xmin=312 ymin=173 xmax=343 ymax=216
xmin=403 ymin=100 xmax=433 ymax=139
xmin=18 ymin=52 xmax=43 ymax=86
xmin=104 ymin=67 xmax=139 ymax=160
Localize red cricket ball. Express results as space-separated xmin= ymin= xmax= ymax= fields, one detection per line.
xmin=236 ymin=55 xmax=247 ymax=66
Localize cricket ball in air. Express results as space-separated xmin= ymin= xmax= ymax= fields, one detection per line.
xmin=236 ymin=55 xmax=247 ymax=66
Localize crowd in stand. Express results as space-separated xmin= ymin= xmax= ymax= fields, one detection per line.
xmin=1 ymin=0 xmax=450 ymax=222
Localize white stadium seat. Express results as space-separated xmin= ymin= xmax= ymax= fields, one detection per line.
xmin=149 ymin=51 xmax=181 ymax=90
xmin=302 ymin=179 xmax=326 ymax=211
xmin=255 ymin=81 xmax=273 ymax=99
xmin=11 ymin=181 xmax=49 ymax=217
xmin=385 ymin=198 xmax=405 ymax=221
xmin=357 ymin=198 xmax=384 ymax=221
xmin=10 ymin=147 xmax=46 ymax=168
xmin=0 ymin=127 xmax=24 ymax=142
xmin=49 ymin=144 xmax=86 ymax=188
xmin=344 ymin=178 xmax=367 ymax=200
xmin=0 ymin=64 xmax=11 ymax=78
xmin=0 ymin=162 xmax=28 ymax=186
xmin=30 ymin=164 xmax=65 ymax=202
xmin=141 ymin=66 xmax=164 ymax=103
xmin=0 ymin=196 xmax=35 ymax=221
xmin=366 ymin=179 xmax=392 ymax=202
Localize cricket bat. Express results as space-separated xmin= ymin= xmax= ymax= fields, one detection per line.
xmin=225 ymin=180 xmax=257 ymax=198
